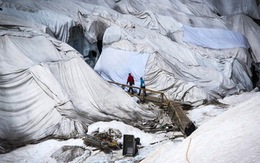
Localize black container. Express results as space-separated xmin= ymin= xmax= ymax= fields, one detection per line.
xmin=122 ymin=134 xmax=138 ymax=156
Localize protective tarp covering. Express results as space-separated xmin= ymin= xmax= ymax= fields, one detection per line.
xmin=223 ymin=15 xmax=260 ymax=62
xmin=0 ymin=25 xmax=158 ymax=152
xmin=0 ymin=1 xmax=76 ymax=42
xmin=94 ymin=21 xmax=253 ymax=105
xmin=205 ymin=0 xmax=260 ymax=19
xmin=1 ymin=0 xmax=259 ymax=105
xmin=183 ymin=25 xmax=250 ymax=49
xmin=0 ymin=0 xmax=260 ymax=156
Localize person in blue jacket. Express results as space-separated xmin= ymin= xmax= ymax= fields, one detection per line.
xmin=138 ymin=77 xmax=147 ymax=96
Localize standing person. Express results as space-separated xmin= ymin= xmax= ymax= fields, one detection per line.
xmin=127 ymin=73 xmax=135 ymax=94
xmin=138 ymin=77 xmax=147 ymax=96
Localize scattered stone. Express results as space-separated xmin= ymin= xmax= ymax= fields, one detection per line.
xmin=51 ymin=145 xmax=88 ymax=163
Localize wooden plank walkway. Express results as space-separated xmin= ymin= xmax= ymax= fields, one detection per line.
xmin=108 ymin=81 xmax=196 ymax=136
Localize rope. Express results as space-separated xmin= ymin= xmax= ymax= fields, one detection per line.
xmin=186 ymin=138 xmax=192 ymax=163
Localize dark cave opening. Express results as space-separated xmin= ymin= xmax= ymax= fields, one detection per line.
xmin=67 ymin=25 xmax=104 ymax=68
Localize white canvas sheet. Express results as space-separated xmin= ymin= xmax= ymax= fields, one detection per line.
xmin=8 ymin=0 xmax=255 ymax=104
xmin=183 ymin=25 xmax=250 ymax=49
xmin=0 ymin=0 xmax=259 ymax=151
xmin=0 ymin=27 xmax=158 ymax=152
xmin=94 ymin=47 xmax=150 ymax=87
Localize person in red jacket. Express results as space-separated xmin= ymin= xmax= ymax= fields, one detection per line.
xmin=127 ymin=73 xmax=135 ymax=94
